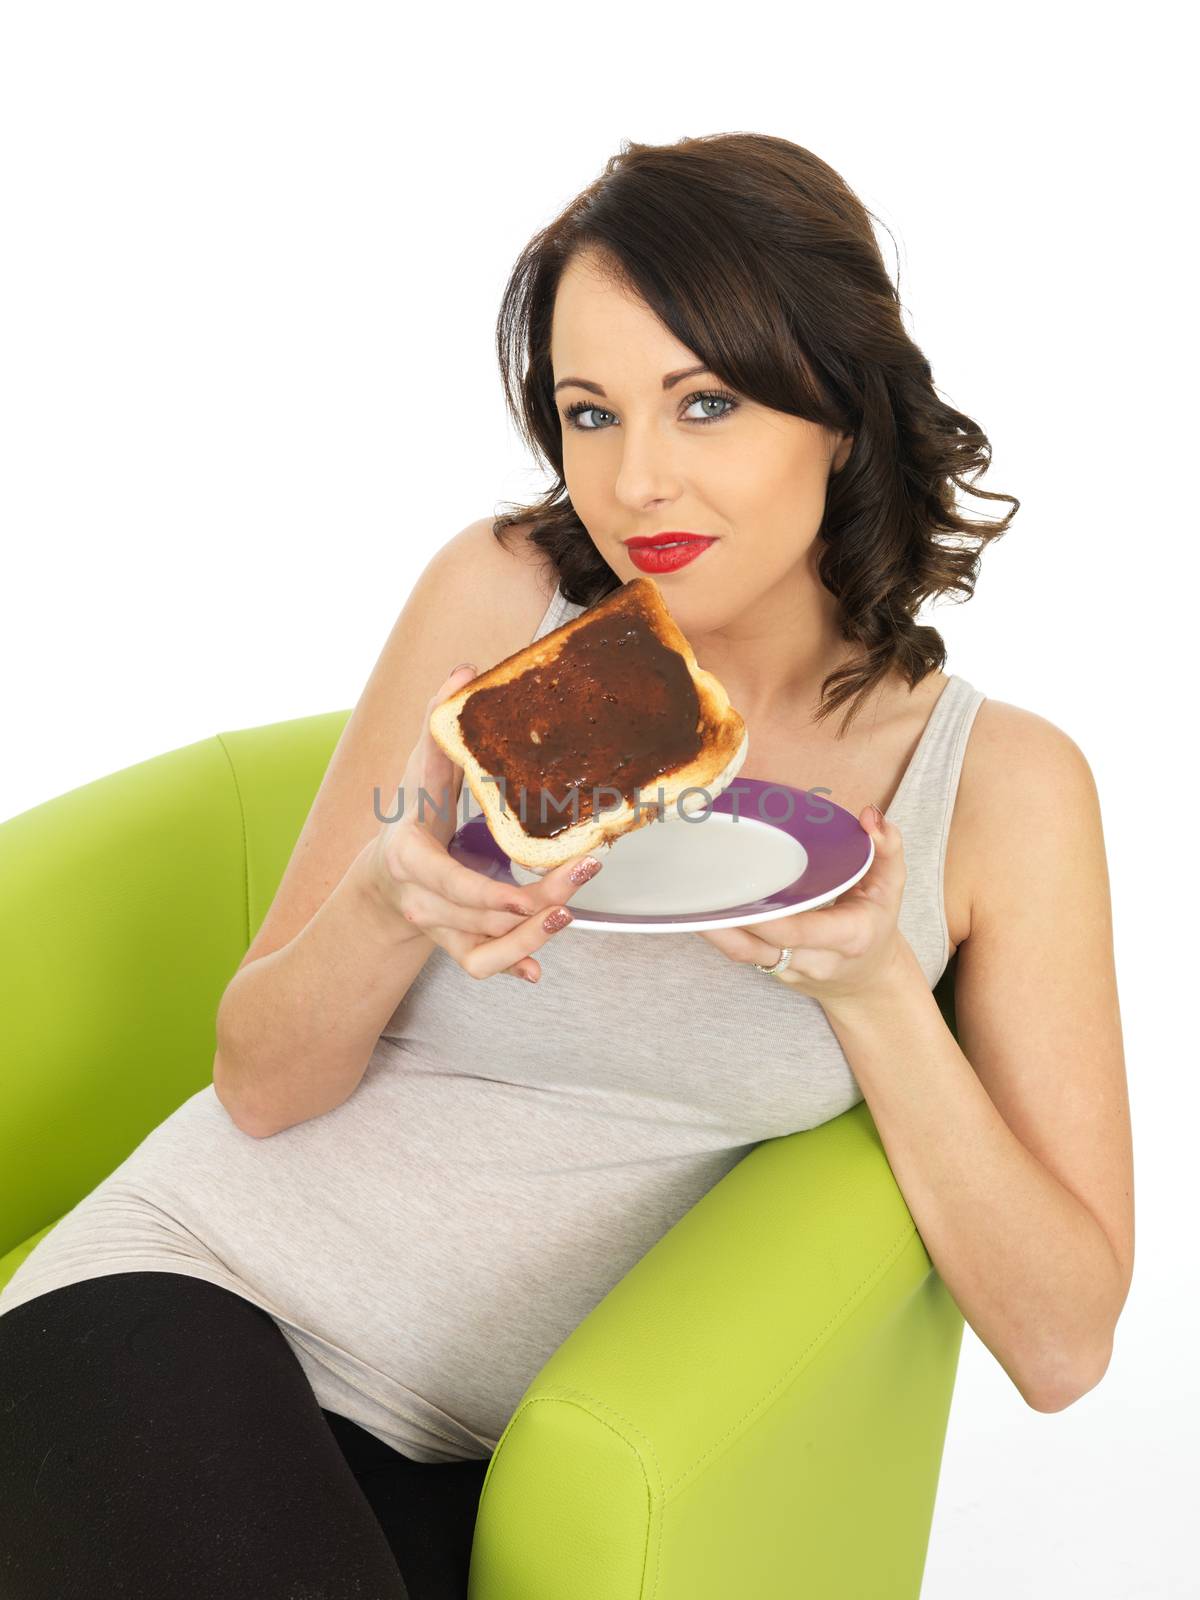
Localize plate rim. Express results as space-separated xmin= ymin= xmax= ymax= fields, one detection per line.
xmin=447 ymin=777 xmax=875 ymax=934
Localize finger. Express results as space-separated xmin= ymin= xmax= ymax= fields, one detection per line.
xmin=408 ymin=829 xmax=602 ymax=918
xmin=503 ymin=957 xmax=540 ymax=983
xmin=726 ymin=903 xmax=867 ymax=965
xmin=703 ymin=922 xmax=790 ymax=966
xmin=778 ymin=903 xmax=866 ymax=948
xmin=481 ymin=849 xmax=605 ymax=984
xmin=392 ymin=823 xmax=539 ymax=919
xmin=413 ymin=903 xmax=540 ymax=983
xmin=848 ymin=806 xmax=906 ymax=903
xmin=432 ymin=898 xmax=576 ymax=981
xmin=519 ymin=849 xmax=606 ymax=906
xmin=410 ymin=664 xmax=478 ymax=829
xmin=396 ymin=875 xmax=536 ymax=938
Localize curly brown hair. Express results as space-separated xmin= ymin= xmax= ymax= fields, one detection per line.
xmin=492 ymin=132 xmax=1018 ymax=736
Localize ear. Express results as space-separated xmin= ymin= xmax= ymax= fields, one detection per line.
xmin=831 ymin=432 xmax=854 ymax=474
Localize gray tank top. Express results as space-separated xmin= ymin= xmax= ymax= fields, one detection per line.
xmin=0 ymin=584 xmax=985 ymax=1463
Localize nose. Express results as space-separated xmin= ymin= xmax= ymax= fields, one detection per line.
xmin=611 ymin=421 xmax=685 ymax=512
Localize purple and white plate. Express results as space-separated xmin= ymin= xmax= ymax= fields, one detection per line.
xmin=447 ymin=777 xmax=875 ymax=934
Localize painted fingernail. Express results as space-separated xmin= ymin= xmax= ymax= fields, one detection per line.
xmin=506 ymin=901 xmax=532 ymax=916
xmin=543 ymin=907 xmax=572 ymax=934
xmin=568 ymin=856 xmax=602 ymax=886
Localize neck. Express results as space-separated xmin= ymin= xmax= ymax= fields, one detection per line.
xmin=686 ymin=570 xmax=871 ymax=737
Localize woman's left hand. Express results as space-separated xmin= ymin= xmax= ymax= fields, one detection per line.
xmin=695 ymin=805 xmax=909 ymax=1005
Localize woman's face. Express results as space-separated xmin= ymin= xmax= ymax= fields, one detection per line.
xmin=549 ymin=248 xmax=852 ymax=634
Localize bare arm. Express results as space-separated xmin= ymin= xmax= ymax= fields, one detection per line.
xmin=214 ymin=842 xmax=432 ymax=1137
xmin=210 ymin=516 xmax=560 ymax=1137
xmin=822 ymin=707 xmax=1133 ymax=1410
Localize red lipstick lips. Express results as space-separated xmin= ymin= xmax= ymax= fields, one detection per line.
xmin=624 ymin=531 xmax=718 ymax=574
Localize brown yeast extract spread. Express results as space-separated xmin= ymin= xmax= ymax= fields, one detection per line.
xmin=457 ymin=599 xmax=709 ymax=841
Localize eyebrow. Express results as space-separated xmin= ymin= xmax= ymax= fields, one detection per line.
xmin=552 ymin=363 xmax=713 ymax=398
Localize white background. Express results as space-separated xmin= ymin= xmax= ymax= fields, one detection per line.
xmin=2 ymin=5 xmax=1195 ymax=1594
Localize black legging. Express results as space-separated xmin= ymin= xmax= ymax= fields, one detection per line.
xmin=0 ymin=1270 xmax=492 ymax=1599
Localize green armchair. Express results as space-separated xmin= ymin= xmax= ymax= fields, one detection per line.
xmin=0 ymin=711 xmax=964 ymax=1598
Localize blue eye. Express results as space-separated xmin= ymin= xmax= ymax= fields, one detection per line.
xmin=562 ymin=389 xmax=740 ymax=431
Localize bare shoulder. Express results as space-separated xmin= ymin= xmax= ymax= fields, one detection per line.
xmin=965 ymin=697 xmax=1094 ymax=775
xmin=222 ymin=515 xmax=556 ymax=980
xmin=435 ymin=516 xmax=558 ymax=666
xmin=951 ymin=697 xmax=1102 ymax=943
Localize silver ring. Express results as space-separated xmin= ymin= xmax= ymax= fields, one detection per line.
xmin=753 ymin=946 xmax=793 ymax=977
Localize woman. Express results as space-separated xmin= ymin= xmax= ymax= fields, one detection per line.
xmin=0 ymin=133 xmax=1133 ymax=1597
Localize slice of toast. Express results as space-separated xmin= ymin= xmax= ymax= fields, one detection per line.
xmin=428 ymin=576 xmax=749 ymax=874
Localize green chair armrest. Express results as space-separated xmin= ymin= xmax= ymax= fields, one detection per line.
xmin=0 ymin=712 xmax=350 ymax=1264
xmin=469 ymin=1096 xmax=963 ymax=1599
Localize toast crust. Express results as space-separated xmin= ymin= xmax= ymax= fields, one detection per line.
xmin=429 ymin=577 xmax=749 ymax=872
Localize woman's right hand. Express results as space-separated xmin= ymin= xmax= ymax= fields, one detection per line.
xmin=365 ymin=662 xmax=602 ymax=983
